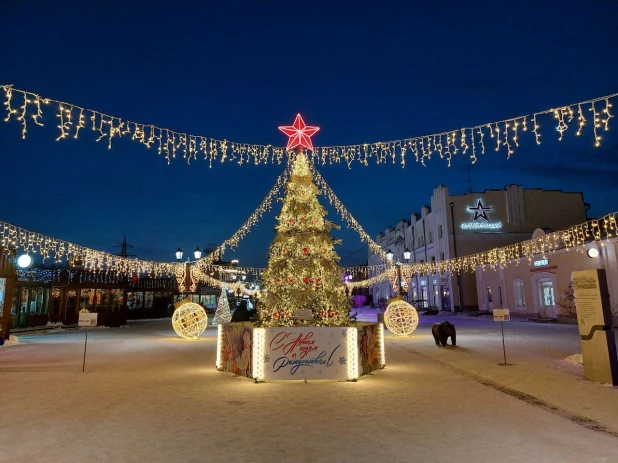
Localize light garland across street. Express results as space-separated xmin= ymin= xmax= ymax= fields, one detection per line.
xmin=344 ymin=213 xmax=618 ymax=289
xmin=2 ymin=84 xmax=615 ymax=168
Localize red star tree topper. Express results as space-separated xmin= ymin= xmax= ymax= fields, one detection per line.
xmin=278 ymin=114 xmax=320 ymax=151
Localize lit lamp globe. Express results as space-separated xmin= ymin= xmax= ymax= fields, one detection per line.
xmin=384 ymin=300 xmax=419 ymax=336
xmin=171 ymin=302 xmax=208 ymax=339
xmin=17 ymin=254 xmax=33 ymax=269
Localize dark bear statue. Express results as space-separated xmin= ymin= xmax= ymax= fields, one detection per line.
xmin=432 ymin=321 xmax=456 ymax=347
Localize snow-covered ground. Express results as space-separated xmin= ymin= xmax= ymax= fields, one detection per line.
xmin=1 ymin=315 xmax=617 ymax=463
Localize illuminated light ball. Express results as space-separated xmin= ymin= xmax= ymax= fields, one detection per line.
xmin=384 ymin=300 xmax=419 ymax=336
xmin=17 ymin=254 xmax=33 ymax=268
xmin=171 ymin=302 xmax=208 ymax=339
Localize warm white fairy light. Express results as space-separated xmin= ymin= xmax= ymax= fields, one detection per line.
xmin=377 ymin=322 xmax=386 ymax=367
xmin=603 ymin=98 xmax=614 ymax=131
xmin=577 ymin=104 xmax=587 ymax=136
xmin=252 ymin=328 xmax=266 ymax=382
xmin=1 ymin=84 xmax=616 ymax=169
xmin=216 ymin=324 xmax=224 ymax=369
xmin=590 ymin=102 xmax=602 ymax=147
xmin=532 ymin=114 xmax=541 ymax=144
xmin=347 ymin=327 xmax=359 ymax=381
xmin=171 ymin=302 xmax=208 ymax=339
xmin=384 ymin=300 xmax=419 ymax=336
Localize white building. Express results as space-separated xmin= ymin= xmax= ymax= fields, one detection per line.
xmin=476 ymin=235 xmax=618 ymax=320
xmin=369 ymin=185 xmax=587 ymax=311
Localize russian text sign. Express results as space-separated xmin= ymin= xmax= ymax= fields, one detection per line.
xmin=78 ymin=313 xmax=98 ymax=327
xmin=261 ymin=327 xmax=350 ymax=381
xmin=493 ymin=308 xmax=510 ymax=321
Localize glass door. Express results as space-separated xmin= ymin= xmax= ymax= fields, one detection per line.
xmin=537 ymin=278 xmax=556 ymax=318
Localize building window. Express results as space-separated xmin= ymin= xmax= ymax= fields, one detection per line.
xmin=486 ymin=286 xmax=493 ymax=303
xmin=440 ymin=252 xmax=444 ymax=261
xmin=431 ymin=256 xmax=435 ymax=262
xmin=514 ymin=279 xmax=526 ymax=308
xmin=428 ymin=232 xmax=433 ymax=243
xmin=438 ymin=224 xmax=443 ymax=239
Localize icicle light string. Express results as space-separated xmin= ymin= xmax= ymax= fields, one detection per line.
xmin=2 ymin=213 xmax=615 ymax=290
xmin=0 ymin=220 xmax=177 ymax=277
xmin=193 ymin=160 xmax=292 ymax=269
xmin=2 ymin=84 xmax=616 ymax=168
xmin=345 ymin=213 xmax=618 ymax=289
xmin=306 ymin=157 xmax=390 ymax=261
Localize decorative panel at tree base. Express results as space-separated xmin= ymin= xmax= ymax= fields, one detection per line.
xmin=216 ymin=322 xmax=385 ymax=382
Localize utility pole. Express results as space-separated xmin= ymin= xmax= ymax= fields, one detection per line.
xmin=113 ymin=235 xmax=137 ymax=258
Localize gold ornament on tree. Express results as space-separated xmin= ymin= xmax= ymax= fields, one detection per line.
xmin=384 ymin=300 xmax=419 ymax=336
xmin=172 ymin=301 xmax=208 ymax=339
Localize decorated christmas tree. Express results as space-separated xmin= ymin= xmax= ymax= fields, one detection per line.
xmin=212 ymin=285 xmax=232 ymax=325
xmin=257 ymin=151 xmax=351 ymax=327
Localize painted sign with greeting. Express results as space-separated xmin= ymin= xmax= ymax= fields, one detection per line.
xmin=262 ymin=327 xmax=350 ymax=381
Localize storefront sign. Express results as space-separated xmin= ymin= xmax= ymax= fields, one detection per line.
xmin=461 ymin=199 xmax=502 ymax=230
xmin=253 ymin=327 xmax=357 ymax=381
xmin=461 ymin=222 xmax=503 ymax=230
xmin=533 ymin=258 xmax=549 ymax=267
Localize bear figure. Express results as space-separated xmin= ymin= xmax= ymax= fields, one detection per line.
xmin=431 ymin=321 xmax=456 ymax=347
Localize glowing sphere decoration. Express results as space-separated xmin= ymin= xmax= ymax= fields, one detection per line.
xmin=384 ymin=300 xmax=419 ymax=336
xmin=17 ymin=254 xmax=33 ymax=268
xmin=171 ymin=302 xmax=208 ymax=339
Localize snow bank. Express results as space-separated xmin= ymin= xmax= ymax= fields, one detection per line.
xmin=2 ymin=335 xmax=20 ymax=347
xmin=562 ymin=353 xmax=583 ymax=366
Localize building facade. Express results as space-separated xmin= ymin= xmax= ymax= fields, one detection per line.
xmin=369 ymin=185 xmax=587 ymax=311
xmin=476 ymin=236 xmax=618 ymax=320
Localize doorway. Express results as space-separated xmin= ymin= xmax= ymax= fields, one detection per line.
xmin=486 ymin=286 xmax=493 ymax=311
xmin=537 ymin=278 xmax=556 ymax=318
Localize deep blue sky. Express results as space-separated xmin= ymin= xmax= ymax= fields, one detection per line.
xmin=1 ymin=0 xmax=617 ymax=268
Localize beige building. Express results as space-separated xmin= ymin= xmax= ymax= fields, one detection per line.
xmin=369 ymin=184 xmax=587 ymax=311
xmin=476 ymin=236 xmax=618 ymax=320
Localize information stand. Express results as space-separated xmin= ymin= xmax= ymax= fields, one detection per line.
xmin=493 ymin=308 xmax=512 ymax=366
xmin=78 ymin=312 xmax=98 ymax=373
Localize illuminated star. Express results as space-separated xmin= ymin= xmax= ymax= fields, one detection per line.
xmin=467 ymin=199 xmax=492 ymax=222
xmin=278 ymin=114 xmax=320 ymax=151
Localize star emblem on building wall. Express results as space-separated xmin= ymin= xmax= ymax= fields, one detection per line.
xmin=468 ymin=199 xmax=492 ymax=222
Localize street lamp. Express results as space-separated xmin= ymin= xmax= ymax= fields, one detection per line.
xmin=403 ymin=248 xmax=411 ymax=262
xmin=193 ymin=247 xmax=202 ymax=260
xmin=449 ymin=201 xmax=464 ymax=313
xmin=175 ymin=247 xmax=183 ymax=262
xmin=386 ymin=249 xmax=394 ymax=262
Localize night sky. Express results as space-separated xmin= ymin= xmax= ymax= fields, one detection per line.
xmin=1 ymin=1 xmax=617 ymax=268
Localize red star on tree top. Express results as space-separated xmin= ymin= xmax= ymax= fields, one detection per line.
xmin=278 ymin=114 xmax=320 ymax=151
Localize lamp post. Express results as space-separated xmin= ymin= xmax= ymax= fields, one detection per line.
xmin=449 ymin=201 xmax=464 ymax=313
xmin=175 ymin=247 xmax=183 ymax=262
xmin=193 ymin=247 xmax=202 ymax=260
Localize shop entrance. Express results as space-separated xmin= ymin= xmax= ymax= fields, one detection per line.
xmin=537 ymin=278 xmax=557 ymax=318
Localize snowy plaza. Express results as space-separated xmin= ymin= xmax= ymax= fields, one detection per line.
xmin=2 ymin=315 xmax=618 ymax=463
xmin=2 ymin=3 xmax=618 ymax=462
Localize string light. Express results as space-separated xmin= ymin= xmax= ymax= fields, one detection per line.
xmin=2 ymin=84 xmax=617 ymax=168
xmin=577 ymin=104 xmax=587 ymax=136
xmin=590 ymin=101 xmax=602 ymax=147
